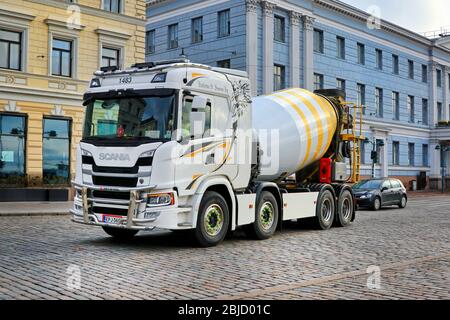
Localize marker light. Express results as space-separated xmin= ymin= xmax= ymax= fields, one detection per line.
xmin=151 ymin=73 xmax=167 ymax=83
xmin=90 ymin=78 xmax=101 ymax=88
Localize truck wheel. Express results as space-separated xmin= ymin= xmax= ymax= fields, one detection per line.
xmin=335 ymin=189 xmax=353 ymax=227
xmin=398 ymin=196 xmax=407 ymax=209
xmin=102 ymin=226 xmax=139 ymax=239
xmin=246 ymin=191 xmax=279 ymax=240
xmin=372 ymin=197 xmax=381 ymax=211
xmin=314 ymin=189 xmax=335 ymax=230
xmin=193 ymin=191 xmax=229 ymax=247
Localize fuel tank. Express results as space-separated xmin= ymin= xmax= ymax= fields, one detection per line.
xmin=252 ymin=88 xmax=338 ymax=181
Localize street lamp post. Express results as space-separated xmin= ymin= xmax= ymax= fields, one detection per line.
xmin=364 ymin=137 xmax=385 ymax=178
xmin=435 ymin=144 xmax=450 ymax=193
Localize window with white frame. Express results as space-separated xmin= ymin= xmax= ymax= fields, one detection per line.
xmin=313 ymin=29 xmax=323 ymax=53
xmin=392 ymin=91 xmax=400 ymax=120
xmin=357 ymin=83 xmax=365 ymax=113
xmin=376 ymin=49 xmax=383 ymax=70
xmin=314 ymin=73 xmax=324 ymax=91
xmin=336 ymin=36 xmax=345 ymax=59
xmin=407 ymin=95 xmax=415 ymax=123
xmin=273 ymin=64 xmax=286 ymax=91
xmin=375 ymin=87 xmax=383 ymax=118
xmin=357 ymin=43 xmax=365 ymax=65
xmin=392 ymin=141 xmax=400 ymax=165
xmin=192 ymin=17 xmax=203 ymax=44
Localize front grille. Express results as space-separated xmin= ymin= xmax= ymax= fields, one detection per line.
xmin=93 ymin=176 xmax=138 ymax=187
xmin=93 ymin=164 xmax=139 ymax=174
xmin=92 ymin=190 xmax=130 ymax=200
xmin=92 ymin=206 xmax=128 ymax=216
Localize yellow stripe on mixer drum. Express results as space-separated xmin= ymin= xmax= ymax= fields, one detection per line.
xmin=284 ymin=88 xmax=336 ymax=159
xmin=281 ymin=89 xmax=328 ymax=161
xmin=271 ymin=93 xmax=312 ymax=168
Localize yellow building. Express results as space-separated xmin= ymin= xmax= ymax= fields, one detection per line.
xmin=0 ymin=0 xmax=145 ymax=201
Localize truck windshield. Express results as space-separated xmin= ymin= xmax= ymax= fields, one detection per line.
xmin=83 ymin=90 xmax=176 ymax=142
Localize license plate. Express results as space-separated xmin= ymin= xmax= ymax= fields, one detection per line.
xmin=102 ymin=214 xmax=124 ymax=224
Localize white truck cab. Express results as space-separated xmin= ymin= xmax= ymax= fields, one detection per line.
xmin=72 ymin=59 xmax=360 ymax=246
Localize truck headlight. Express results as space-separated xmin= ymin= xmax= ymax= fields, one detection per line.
xmin=147 ymin=193 xmax=174 ymax=206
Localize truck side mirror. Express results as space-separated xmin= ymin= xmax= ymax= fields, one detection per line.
xmin=190 ymin=111 xmax=205 ymax=138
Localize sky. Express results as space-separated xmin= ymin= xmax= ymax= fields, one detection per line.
xmin=341 ymin=0 xmax=450 ymax=35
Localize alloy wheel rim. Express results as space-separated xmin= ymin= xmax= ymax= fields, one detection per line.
xmin=260 ymin=201 xmax=275 ymax=230
xmin=204 ymin=204 xmax=224 ymax=237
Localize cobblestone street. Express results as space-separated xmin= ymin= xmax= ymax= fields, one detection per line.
xmin=0 ymin=195 xmax=449 ymax=300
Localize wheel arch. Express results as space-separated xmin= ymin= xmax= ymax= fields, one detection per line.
xmin=191 ymin=176 xmax=236 ymax=231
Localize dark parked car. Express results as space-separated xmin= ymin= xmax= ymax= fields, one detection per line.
xmin=352 ymin=178 xmax=407 ymax=211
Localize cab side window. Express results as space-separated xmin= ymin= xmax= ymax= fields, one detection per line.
xmin=181 ymin=94 xmax=211 ymax=139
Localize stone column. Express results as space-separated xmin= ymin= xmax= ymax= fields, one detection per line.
xmin=290 ymin=11 xmax=301 ymax=88
xmin=429 ymin=62 xmax=438 ymax=126
xmin=262 ymin=1 xmax=275 ymax=94
xmin=246 ymin=0 xmax=259 ymax=97
xmin=302 ymin=15 xmax=315 ymax=91
xmin=443 ymin=66 xmax=449 ymax=121
xmin=429 ymin=139 xmax=441 ymax=180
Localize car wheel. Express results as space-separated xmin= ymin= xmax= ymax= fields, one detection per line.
xmin=398 ymin=195 xmax=407 ymax=209
xmin=372 ymin=197 xmax=381 ymax=211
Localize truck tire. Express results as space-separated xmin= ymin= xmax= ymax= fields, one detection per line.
xmin=102 ymin=226 xmax=139 ymax=239
xmin=245 ymin=191 xmax=279 ymax=240
xmin=193 ymin=191 xmax=229 ymax=247
xmin=314 ymin=189 xmax=335 ymax=230
xmin=335 ymin=189 xmax=353 ymax=227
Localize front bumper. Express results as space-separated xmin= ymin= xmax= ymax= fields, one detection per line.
xmin=355 ymin=196 xmax=373 ymax=207
xmin=71 ymin=182 xmax=193 ymax=231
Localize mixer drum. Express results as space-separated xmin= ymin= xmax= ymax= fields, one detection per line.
xmin=252 ymin=88 xmax=338 ymax=181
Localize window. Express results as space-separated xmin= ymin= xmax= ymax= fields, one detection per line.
xmin=43 ymin=118 xmax=71 ymax=185
xmin=407 ymin=95 xmax=415 ymax=123
xmin=103 ymin=0 xmax=121 ymax=14
xmin=357 ymin=43 xmax=365 ymax=65
xmin=408 ymin=60 xmax=414 ymax=79
xmin=437 ymin=102 xmax=443 ymax=122
xmin=375 ymin=49 xmax=383 ymax=70
xmin=422 ymin=98 xmax=428 ymax=125
xmin=217 ymin=59 xmax=231 ymax=69
xmin=181 ymin=94 xmax=211 ymax=139
xmin=168 ymin=24 xmax=178 ymax=49
xmin=361 ymin=142 xmax=365 ymax=164
xmin=313 ymin=29 xmax=324 ymax=53
xmin=408 ymin=143 xmax=415 ymax=166
xmin=437 ymin=69 xmax=442 ymax=87
xmin=336 ymin=36 xmax=345 ymax=59
xmin=101 ymin=47 xmax=120 ymax=68
xmin=52 ymin=39 xmax=72 ymax=77
xmin=422 ymin=144 xmax=429 ymax=167
xmin=422 ymin=65 xmax=427 ymax=83
xmin=392 ymin=91 xmax=400 ymax=120
xmin=192 ymin=17 xmax=203 ymax=43
xmin=392 ymin=54 xmax=399 ymax=74
xmin=375 ymin=87 xmax=383 ymax=118
xmin=218 ymin=9 xmax=230 ymax=38
xmin=357 ymin=83 xmax=365 ymax=114
xmin=0 ymin=29 xmax=22 ymax=70
xmin=273 ymin=64 xmax=286 ymax=91
xmin=146 ymin=30 xmax=155 ymax=54
xmin=0 ymin=114 xmax=26 ymax=185
xmin=336 ymin=78 xmax=346 ymax=98
xmin=392 ymin=141 xmax=400 ymax=165
xmin=274 ymin=16 xmax=285 ymax=42
xmin=314 ymin=73 xmax=324 ymax=91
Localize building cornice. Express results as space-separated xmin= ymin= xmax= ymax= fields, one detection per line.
xmin=95 ymin=28 xmax=132 ymax=40
xmin=0 ymin=4 xmax=36 ymax=22
xmin=29 ymin=0 xmax=146 ymax=26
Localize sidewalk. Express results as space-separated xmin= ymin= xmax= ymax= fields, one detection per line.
xmin=0 ymin=202 xmax=72 ymax=216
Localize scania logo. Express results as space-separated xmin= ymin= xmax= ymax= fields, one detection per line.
xmin=99 ymin=153 xmax=131 ymax=161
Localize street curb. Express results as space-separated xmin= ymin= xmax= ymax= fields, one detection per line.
xmin=0 ymin=212 xmax=70 ymax=217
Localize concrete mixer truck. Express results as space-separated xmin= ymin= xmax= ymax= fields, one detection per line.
xmin=71 ymin=59 xmax=364 ymax=247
